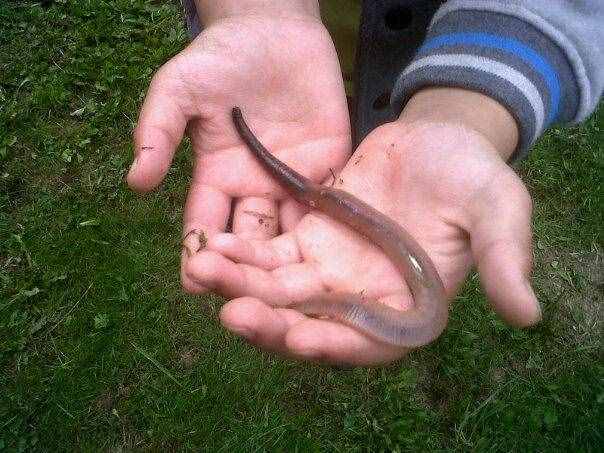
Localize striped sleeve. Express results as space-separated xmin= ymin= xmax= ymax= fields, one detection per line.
xmin=391 ymin=0 xmax=604 ymax=160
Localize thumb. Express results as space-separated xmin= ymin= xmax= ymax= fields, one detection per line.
xmin=468 ymin=171 xmax=541 ymax=327
xmin=127 ymin=60 xmax=192 ymax=193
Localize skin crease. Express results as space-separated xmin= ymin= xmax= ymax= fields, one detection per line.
xmin=231 ymin=107 xmax=449 ymax=347
xmin=129 ymin=1 xmax=541 ymax=366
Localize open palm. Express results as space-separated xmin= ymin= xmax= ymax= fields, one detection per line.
xmin=127 ymin=15 xmax=350 ymax=292
xmin=187 ymin=120 xmax=541 ymax=366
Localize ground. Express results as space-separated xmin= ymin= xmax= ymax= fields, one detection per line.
xmin=0 ymin=1 xmax=602 ymax=451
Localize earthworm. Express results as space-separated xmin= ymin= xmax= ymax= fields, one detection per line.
xmin=231 ymin=107 xmax=448 ymax=347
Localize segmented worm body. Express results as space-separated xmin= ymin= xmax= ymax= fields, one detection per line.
xmin=232 ymin=107 xmax=448 ymax=347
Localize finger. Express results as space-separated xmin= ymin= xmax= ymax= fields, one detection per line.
xmin=284 ymin=317 xmax=407 ymax=366
xmin=206 ymin=232 xmax=302 ymax=270
xmin=469 ymin=173 xmax=541 ymax=327
xmin=219 ymin=297 xmax=305 ymax=355
xmin=180 ymin=249 xmax=206 ymax=294
xmin=127 ymin=61 xmax=193 ymax=192
xmin=232 ymin=197 xmax=278 ymax=240
xmin=221 ymin=297 xmax=405 ymax=366
xmin=185 ymin=251 xmax=323 ymax=302
xmin=181 ymin=184 xmax=231 ymax=294
xmin=279 ymin=198 xmax=308 ymax=233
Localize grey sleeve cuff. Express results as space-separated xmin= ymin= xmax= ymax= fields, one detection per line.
xmin=390 ymin=1 xmax=601 ymax=160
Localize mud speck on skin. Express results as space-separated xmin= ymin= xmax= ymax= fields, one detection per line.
xmin=243 ymin=210 xmax=274 ymax=221
xmin=243 ymin=210 xmax=275 ymax=228
xmin=386 ymin=145 xmax=395 ymax=158
xmin=182 ymin=229 xmax=207 ymax=257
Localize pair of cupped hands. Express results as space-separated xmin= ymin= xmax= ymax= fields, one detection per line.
xmin=126 ymin=13 xmax=541 ymax=366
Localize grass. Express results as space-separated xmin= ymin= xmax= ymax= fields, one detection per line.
xmin=1 ymin=0 xmax=602 ymax=451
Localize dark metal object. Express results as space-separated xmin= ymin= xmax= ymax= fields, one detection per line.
xmin=353 ymin=0 xmax=443 ymax=146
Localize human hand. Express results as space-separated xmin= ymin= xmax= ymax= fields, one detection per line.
xmin=126 ymin=1 xmax=350 ymax=293
xmin=186 ymin=88 xmax=541 ymax=366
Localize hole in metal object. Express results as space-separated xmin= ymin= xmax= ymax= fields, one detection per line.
xmin=372 ymin=92 xmax=391 ymax=111
xmin=385 ymin=6 xmax=413 ymax=31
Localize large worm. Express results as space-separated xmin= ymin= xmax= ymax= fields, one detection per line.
xmin=231 ymin=107 xmax=448 ymax=347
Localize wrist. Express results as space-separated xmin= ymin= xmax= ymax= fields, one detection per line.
xmin=194 ymin=0 xmax=320 ymax=26
xmin=397 ymin=87 xmax=519 ymax=162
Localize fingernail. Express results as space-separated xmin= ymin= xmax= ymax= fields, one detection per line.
xmin=295 ymin=346 xmax=322 ymax=360
xmin=231 ymin=327 xmax=255 ymax=341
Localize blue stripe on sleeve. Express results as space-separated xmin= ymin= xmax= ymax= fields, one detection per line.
xmin=419 ymin=32 xmax=560 ymax=125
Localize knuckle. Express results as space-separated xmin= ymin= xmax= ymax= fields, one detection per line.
xmin=181 ymin=278 xmax=201 ymax=294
